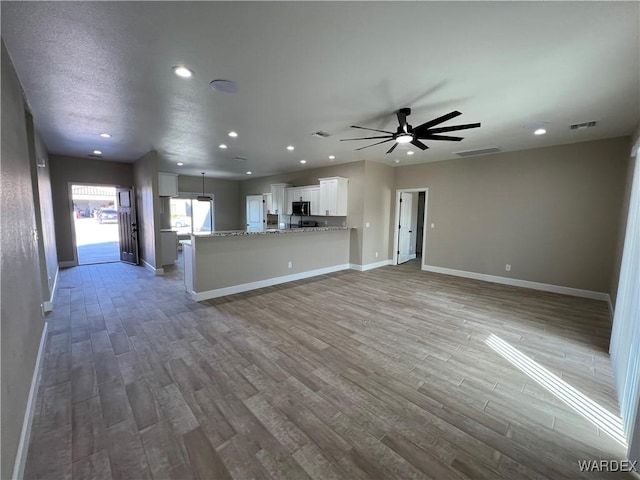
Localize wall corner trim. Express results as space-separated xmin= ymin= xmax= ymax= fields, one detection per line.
xmin=141 ymin=259 xmax=164 ymax=276
xmin=350 ymin=260 xmax=393 ymax=272
xmin=422 ymin=264 xmax=611 ymax=302
xmin=11 ymin=321 xmax=48 ymax=480
xmin=191 ymin=263 xmax=351 ymax=301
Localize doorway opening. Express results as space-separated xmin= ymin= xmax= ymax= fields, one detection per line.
xmin=393 ymin=188 xmax=428 ymax=267
xmin=71 ymin=184 xmax=120 ymax=265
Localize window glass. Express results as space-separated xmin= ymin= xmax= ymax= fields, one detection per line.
xmin=170 ymin=197 xmax=213 ymax=234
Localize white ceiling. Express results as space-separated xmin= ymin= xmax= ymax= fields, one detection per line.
xmin=2 ymin=2 xmax=638 ymax=180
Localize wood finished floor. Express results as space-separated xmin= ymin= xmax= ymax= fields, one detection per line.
xmin=24 ymin=258 xmax=631 ymax=479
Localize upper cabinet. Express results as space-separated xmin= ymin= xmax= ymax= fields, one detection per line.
xmin=270 ymin=183 xmax=291 ymax=215
xmin=319 ymin=177 xmax=348 ymax=216
xmin=285 ymin=185 xmax=321 ymax=215
xmin=158 ymin=172 xmax=179 ymax=197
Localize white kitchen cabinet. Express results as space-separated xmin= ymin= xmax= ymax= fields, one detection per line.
xmin=319 ymin=177 xmax=348 ymax=216
xmin=158 ymin=172 xmax=179 ymax=197
xmin=270 ymin=183 xmax=290 ymax=215
xmin=285 ymin=187 xmax=303 ymax=215
xmin=160 ymin=230 xmax=178 ymax=265
xmin=309 ymin=186 xmax=320 ymax=215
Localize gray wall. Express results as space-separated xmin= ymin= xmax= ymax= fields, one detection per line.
xmin=1 ymin=40 xmax=46 ymax=480
xmin=34 ymin=130 xmax=58 ymax=300
xmin=240 ymin=161 xmax=366 ymax=265
xmin=192 ymin=230 xmax=350 ymax=292
xmin=395 ymin=136 xmax=631 ymax=293
xmin=362 ymin=161 xmax=395 ymax=266
xmin=178 ymin=175 xmax=242 ymax=231
xmin=50 ymin=155 xmax=134 ymax=264
xmin=133 ymin=151 xmax=161 ymax=269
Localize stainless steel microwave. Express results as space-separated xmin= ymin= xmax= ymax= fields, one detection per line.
xmin=292 ymin=201 xmax=310 ymax=216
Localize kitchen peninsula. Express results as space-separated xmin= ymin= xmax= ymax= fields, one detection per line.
xmin=182 ymin=226 xmax=352 ymax=300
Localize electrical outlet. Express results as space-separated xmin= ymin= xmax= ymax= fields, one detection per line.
xmin=505 ymin=264 xmax=511 ymax=272
xmin=431 ymin=223 xmax=435 ymax=229
xmin=375 ymin=252 xmax=379 ymax=258
xmin=324 ymin=220 xmax=328 ymax=225
xmin=365 ymin=222 xmax=370 ymax=228
xmin=288 ymin=261 xmax=292 ymax=269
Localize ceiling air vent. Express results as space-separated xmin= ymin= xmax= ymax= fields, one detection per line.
xmin=311 ymin=131 xmax=331 ymax=138
xmin=570 ymin=121 xmax=598 ymax=130
xmin=454 ymin=147 xmax=502 ymax=157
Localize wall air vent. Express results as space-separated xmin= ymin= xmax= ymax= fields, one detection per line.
xmin=311 ymin=131 xmax=331 ymax=138
xmin=454 ymin=147 xmax=502 ymax=157
xmin=233 ymin=157 xmax=247 ymax=162
xmin=570 ymin=121 xmax=598 ymax=130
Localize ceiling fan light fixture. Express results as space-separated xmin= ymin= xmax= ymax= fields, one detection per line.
xmin=396 ymin=134 xmax=413 ymax=144
xmin=173 ymin=66 xmax=193 ymax=78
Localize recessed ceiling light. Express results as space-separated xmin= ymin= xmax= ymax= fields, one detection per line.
xmin=287 ymin=145 xmax=294 ymax=151
xmin=534 ymin=128 xmax=547 ymax=135
xmin=228 ymin=131 xmax=238 ymax=138
xmin=219 ymin=144 xmax=227 ymax=149
xmin=209 ymin=79 xmax=238 ymax=93
xmin=177 ymin=162 xmax=184 ymax=166
xmin=300 ymin=160 xmax=307 ymax=164
xmin=93 ymin=150 xmax=102 ymax=155
xmin=172 ymin=66 xmax=193 ymax=78
xmin=407 ymin=151 xmax=414 ymax=156
xmin=394 ymin=159 xmax=401 ymax=164
xmin=328 ymin=155 xmax=335 ymax=160
xmin=246 ymin=171 xmax=252 ymax=175
xmin=99 ymin=133 xmax=111 ymax=138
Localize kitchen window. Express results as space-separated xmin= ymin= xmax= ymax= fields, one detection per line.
xmin=169 ymin=197 xmax=214 ymax=234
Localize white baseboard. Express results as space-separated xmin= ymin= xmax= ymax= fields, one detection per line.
xmin=141 ymin=258 xmax=164 ymax=276
xmin=192 ymin=263 xmax=351 ymax=301
xmin=11 ymin=321 xmax=48 ymax=480
xmin=58 ymin=260 xmax=76 ymax=268
xmin=350 ymin=259 xmax=393 ymax=272
xmin=42 ymin=267 xmax=58 ymax=313
xmin=422 ymin=264 xmax=611 ymax=302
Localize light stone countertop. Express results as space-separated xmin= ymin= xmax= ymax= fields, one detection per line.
xmin=192 ymin=226 xmax=351 ymax=238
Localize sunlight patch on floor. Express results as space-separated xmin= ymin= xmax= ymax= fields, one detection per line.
xmin=485 ymin=333 xmax=627 ymax=447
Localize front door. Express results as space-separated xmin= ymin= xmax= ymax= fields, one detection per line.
xmin=397 ymin=192 xmax=414 ymax=264
xmin=246 ymin=195 xmax=264 ymax=231
xmin=116 ymin=187 xmax=139 ymax=264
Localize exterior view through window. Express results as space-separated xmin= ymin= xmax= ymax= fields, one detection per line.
xmin=170 ymin=198 xmax=213 ymax=234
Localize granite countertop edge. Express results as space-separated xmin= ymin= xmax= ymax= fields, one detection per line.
xmin=193 ymin=226 xmax=352 ymax=237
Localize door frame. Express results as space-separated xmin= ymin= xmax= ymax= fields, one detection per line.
xmin=67 ymin=181 xmax=121 ymax=267
xmin=392 ymin=188 xmax=429 ymax=267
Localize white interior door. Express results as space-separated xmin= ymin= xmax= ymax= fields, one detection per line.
xmin=246 ymin=195 xmax=264 ymax=231
xmin=397 ymin=192 xmax=414 ymax=264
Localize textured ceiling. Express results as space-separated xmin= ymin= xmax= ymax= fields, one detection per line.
xmin=2 ymin=2 xmax=639 ymax=179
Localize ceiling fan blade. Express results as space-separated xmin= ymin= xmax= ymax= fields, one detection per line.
xmin=396 ymin=110 xmax=408 ymax=132
xmin=426 ymin=123 xmax=481 ymax=134
xmin=420 ymin=134 xmax=464 ymax=141
xmin=355 ymin=138 xmax=394 ymax=151
xmin=411 ymin=139 xmax=429 ymax=150
xmin=341 ymin=135 xmax=394 ymax=141
xmin=350 ymin=125 xmax=395 ymax=134
xmin=414 ymin=111 xmax=462 ymax=134
xmin=386 ymin=142 xmax=399 ymax=154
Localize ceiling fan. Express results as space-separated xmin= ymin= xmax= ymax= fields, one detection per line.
xmin=341 ymin=108 xmax=481 ymax=154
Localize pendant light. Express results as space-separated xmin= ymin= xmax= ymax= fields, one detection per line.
xmin=197 ymin=172 xmax=211 ymax=202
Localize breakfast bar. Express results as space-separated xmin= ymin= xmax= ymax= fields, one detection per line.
xmin=182 ymin=227 xmax=352 ymax=301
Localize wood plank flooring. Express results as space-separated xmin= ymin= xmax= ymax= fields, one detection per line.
xmin=24 ymin=258 xmax=632 ymax=479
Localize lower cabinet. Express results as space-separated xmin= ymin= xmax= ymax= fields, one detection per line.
xmin=161 ymin=230 xmax=178 ymax=265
